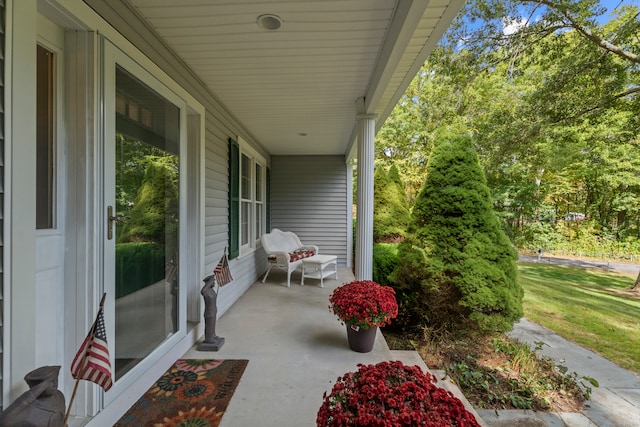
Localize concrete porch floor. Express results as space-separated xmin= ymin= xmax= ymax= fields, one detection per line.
xmin=181 ymin=267 xmax=485 ymax=427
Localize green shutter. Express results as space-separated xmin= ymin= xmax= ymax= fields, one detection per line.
xmin=228 ymin=138 xmax=240 ymax=259
xmin=266 ymin=167 xmax=271 ymax=232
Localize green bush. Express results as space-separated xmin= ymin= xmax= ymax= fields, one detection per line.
xmin=514 ymin=220 xmax=562 ymax=251
xmin=372 ymin=242 xmax=431 ymax=335
xmin=374 ymin=166 xmax=410 ymax=242
xmin=372 ymin=243 xmax=399 ymax=286
xmin=116 ymin=242 xmax=166 ymax=298
xmin=392 ymin=129 xmax=523 ymax=334
xmin=515 ymin=219 xmax=640 ymax=260
xmin=118 ymin=157 xmax=179 ymax=252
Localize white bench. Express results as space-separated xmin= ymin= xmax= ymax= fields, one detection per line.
xmin=260 ymin=229 xmax=319 ymax=287
xmin=301 ymin=255 xmax=338 ymax=287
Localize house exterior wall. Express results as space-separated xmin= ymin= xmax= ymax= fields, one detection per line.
xmin=3 ymin=0 xmax=354 ymax=422
xmin=3 ymin=0 xmax=268 ymax=421
xmin=271 ymin=156 xmax=350 ymax=266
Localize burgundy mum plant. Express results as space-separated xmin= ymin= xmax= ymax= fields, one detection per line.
xmin=329 ymin=280 xmax=398 ymax=330
xmin=317 ymin=361 xmax=481 ymax=427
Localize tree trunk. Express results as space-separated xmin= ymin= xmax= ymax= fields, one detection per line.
xmin=631 ymin=270 xmax=640 ymax=290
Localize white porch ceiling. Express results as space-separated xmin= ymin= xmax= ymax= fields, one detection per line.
xmin=125 ymin=0 xmax=464 ymax=156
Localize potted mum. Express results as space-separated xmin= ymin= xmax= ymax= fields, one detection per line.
xmin=329 ymin=280 xmax=398 ymax=352
xmin=317 ymin=361 xmax=481 ymax=427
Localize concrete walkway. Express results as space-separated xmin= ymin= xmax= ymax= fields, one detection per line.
xmin=477 ymin=318 xmax=640 ymax=427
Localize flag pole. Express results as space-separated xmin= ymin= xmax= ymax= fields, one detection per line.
xmin=64 ymin=293 xmax=107 ymax=427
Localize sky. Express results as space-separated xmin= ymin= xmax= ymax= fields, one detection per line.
xmin=501 ymin=0 xmax=640 ymax=34
xmin=603 ymin=0 xmax=640 ymax=9
xmin=599 ymin=0 xmax=640 ymax=22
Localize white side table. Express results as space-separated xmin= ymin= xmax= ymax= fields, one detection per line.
xmin=301 ymin=255 xmax=338 ymax=287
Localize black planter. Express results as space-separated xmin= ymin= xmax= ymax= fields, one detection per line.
xmin=346 ymin=324 xmax=378 ymax=353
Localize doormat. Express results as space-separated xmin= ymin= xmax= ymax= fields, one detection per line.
xmin=115 ymin=359 xmax=248 ymax=426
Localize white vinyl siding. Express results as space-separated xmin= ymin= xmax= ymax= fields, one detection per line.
xmin=270 ymin=156 xmax=349 ymax=266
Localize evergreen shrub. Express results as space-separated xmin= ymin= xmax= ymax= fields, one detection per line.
xmin=116 ymin=242 xmax=165 ymax=298
xmin=392 ymin=129 xmax=523 ymax=333
xmin=119 ymin=158 xmax=179 ymax=250
xmin=373 ymin=166 xmax=410 ymax=242
xmin=372 ymin=243 xmax=398 ymax=286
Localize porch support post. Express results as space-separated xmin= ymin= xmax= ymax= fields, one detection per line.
xmin=355 ymin=97 xmax=376 ymax=281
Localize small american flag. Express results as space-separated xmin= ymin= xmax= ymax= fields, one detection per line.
xmin=214 ymin=250 xmax=233 ymax=287
xmin=71 ymin=300 xmax=113 ymax=392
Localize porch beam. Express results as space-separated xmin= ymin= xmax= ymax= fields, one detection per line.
xmin=354 ymin=98 xmax=376 ymax=281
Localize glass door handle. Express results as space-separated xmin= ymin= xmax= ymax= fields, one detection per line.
xmin=107 ymin=206 xmax=129 ymax=240
xmin=107 ymin=205 xmax=128 ymax=240
xmin=108 ymin=205 xmax=115 ymax=240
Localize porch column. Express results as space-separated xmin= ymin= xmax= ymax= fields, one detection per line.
xmin=355 ymin=98 xmax=376 ymax=281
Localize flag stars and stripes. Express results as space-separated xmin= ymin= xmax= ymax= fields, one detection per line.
xmin=71 ymin=306 xmax=113 ymax=392
xmin=214 ymin=251 xmax=233 ymax=287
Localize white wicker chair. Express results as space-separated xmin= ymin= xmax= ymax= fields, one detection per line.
xmin=260 ymin=229 xmax=319 ymax=287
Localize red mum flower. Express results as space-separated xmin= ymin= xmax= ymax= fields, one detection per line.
xmin=329 ymin=281 xmax=398 ymax=330
xmin=316 ymin=361 xmax=481 ymax=427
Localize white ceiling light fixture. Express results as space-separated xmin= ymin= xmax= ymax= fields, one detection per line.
xmin=257 ymin=14 xmax=283 ymax=31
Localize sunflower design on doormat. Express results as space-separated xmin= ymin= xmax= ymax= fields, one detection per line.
xmin=153 ymin=406 xmax=223 ymax=427
xmin=115 ymin=359 xmax=248 ymax=427
xmin=175 ymin=380 xmax=215 ymax=402
xmin=151 ymin=368 xmax=205 ymax=397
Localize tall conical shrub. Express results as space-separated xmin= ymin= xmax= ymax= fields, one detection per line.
xmin=393 ymin=130 xmax=522 ymax=333
xmin=373 ymin=166 xmax=411 ymax=242
xmin=119 ymin=156 xmax=179 ymax=247
xmin=388 ymin=164 xmax=409 ymax=209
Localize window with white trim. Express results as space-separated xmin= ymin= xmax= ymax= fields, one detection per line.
xmin=237 ymin=139 xmax=266 ymax=255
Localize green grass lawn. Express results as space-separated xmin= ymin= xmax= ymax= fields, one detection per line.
xmin=518 ymin=262 xmax=640 ymax=374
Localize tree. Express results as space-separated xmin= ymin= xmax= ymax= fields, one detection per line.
xmin=388 ymin=164 xmax=411 ymax=208
xmin=445 ymin=0 xmax=639 ymax=124
xmin=376 ymin=1 xmax=640 ymax=252
xmin=374 ymin=77 xmax=432 ymax=204
xmin=392 ymin=129 xmax=523 ymax=333
xmin=115 ymin=153 xmax=179 ymax=297
xmin=373 ymin=166 xmax=411 ymax=242
xmin=119 ymin=155 xmax=179 ymax=250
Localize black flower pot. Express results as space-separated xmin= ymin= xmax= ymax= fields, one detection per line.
xmin=345 ymin=324 xmax=377 ymax=353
